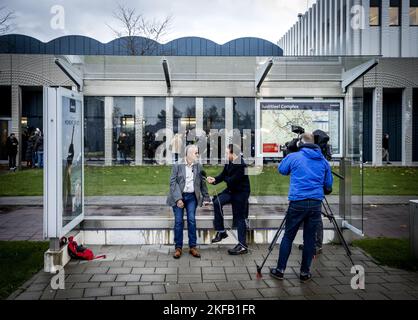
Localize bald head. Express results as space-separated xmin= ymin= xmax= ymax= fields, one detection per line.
xmin=301 ymin=133 xmax=315 ymax=144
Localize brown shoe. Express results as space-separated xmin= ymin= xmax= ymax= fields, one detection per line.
xmin=189 ymin=247 xmax=201 ymax=258
xmin=173 ymin=248 xmax=182 ymax=259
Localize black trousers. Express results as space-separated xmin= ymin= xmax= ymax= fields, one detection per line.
xmin=213 ymin=192 xmax=247 ymax=247
xmin=8 ymin=153 xmax=16 ymax=168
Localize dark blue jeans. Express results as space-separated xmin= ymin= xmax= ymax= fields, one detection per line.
xmin=172 ymin=192 xmax=197 ymax=249
xmin=213 ymin=192 xmax=247 ymax=247
xmin=277 ymin=199 xmax=322 ymax=274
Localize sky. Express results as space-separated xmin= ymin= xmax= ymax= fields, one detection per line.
xmin=1 ymin=0 xmax=316 ymax=45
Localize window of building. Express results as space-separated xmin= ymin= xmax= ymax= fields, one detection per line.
xmin=113 ymin=97 xmax=135 ymax=163
xmin=84 ymin=96 xmax=105 ymax=161
xmin=173 ymin=97 xmax=195 ymax=135
xmin=389 ymin=0 xmax=401 ymax=26
xmin=0 ymin=86 xmax=11 ymax=117
xmin=411 ymin=0 xmax=418 ymax=26
xmin=369 ymin=0 xmax=381 ymax=26
xmin=143 ymin=97 xmax=166 ymax=163
xmin=233 ymin=98 xmax=255 ymax=158
xmin=203 ymin=97 xmax=225 ymax=161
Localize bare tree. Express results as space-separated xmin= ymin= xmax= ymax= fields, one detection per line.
xmin=0 ymin=6 xmax=15 ymax=35
xmin=107 ymin=2 xmax=172 ymax=55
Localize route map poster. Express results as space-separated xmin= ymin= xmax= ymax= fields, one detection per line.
xmin=260 ymin=100 xmax=342 ymax=157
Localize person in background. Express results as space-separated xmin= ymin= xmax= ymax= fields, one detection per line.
xmin=6 ymin=133 xmax=18 ymax=171
xmin=35 ymin=130 xmax=44 ymax=168
xmin=382 ymin=133 xmax=391 ymax=165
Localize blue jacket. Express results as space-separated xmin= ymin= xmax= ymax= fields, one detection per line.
xmin=278 ymin=144 xmax=333 ymax=201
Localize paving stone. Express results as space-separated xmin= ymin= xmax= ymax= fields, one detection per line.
xmin=178 ymin=267 xmax=202 ymax=274
xmin=40 ymin=289 xmax=57 ymax=300
xmin=224 ymin=267 xmax=248 ymax=274
xmin=284 ymin=286 xmax=315 ymax=296
xmin=178 ymin=275 xmax=203 ymax=283
xmin=258 ymin=287 xmax=288 ymax=298
xmin=112 ymin=286 xmax=139 ymax=296
xmin=83 ymin=267 xmax=109 ymax=274
xmin=84 ymin=287 xmax=112 ymax=298
xmin=131 ymin=268 xmax=156 ymax=274
xmin=98 ymin=296 xmax=124 ymax=300
xmin=383 ymin=291 xmax=417 ymax=300
xmin=100 ymin=282 xmax=127 ymax=288
xmin=123 ymin=261 xmax=146 ymax=268
xmin=332 ymin=293 xmax=362 ymax=300
xmin=140 ymin=274 xmax=165 ymax=282
xmin=140 ymin=285 xmax=166 ymax=294
xmin=180 ymin=292 xmax=208 ymax=300
xmin=107 ymin=267 xmax=132 ymax=274
xmin=202 ymin=267 xmax=225 ymax=274
xmin=202 ymin=274 xmax=226 ymax=281
xmin=72 ymin=282 xmax=101 ymax=289
xmin=99 ymin=261 xmax=124 ymax=267
xmin=215 ymin=281 xmax=243 ymax=291
xmin=165 ymin=283 xmax=192 ymax=293
xmin=190 ymin=282 xmax=218 ymax=292
xmin=115 ymin=274 xmax=141 ymax=282
xmin=15 ymin=291 xmax=43 ymax=300
xmin=154 ymin=267 xmax=178 ymax=274
xmin=90 ymin=274 xmax=117 ymax=282
xmin=66 ymin=274 xmax=92 ymax=283
xmin=381 ymin=282 xmax=412 ymax=291
xmin=233 ymin=289 xmax=262 ymax=299
xmin=153 ymin=293 xmax=181 ymax=300
xmin=357 ymin=292 xmax=389 ymax=300
xmin=306 ymin=294 xmax=335 ymax=300
xmin=55 ymin=289 xmax=84 ymax=300
xmin=125 ymin=294 xmax=153 ymax=300
xmin=226 ymin=273 xmax=251 ymax=281
xmin=239 ymin=280 xmax=269 ymax=289
xmin=207 ymin=291 xmax=236 ymax=300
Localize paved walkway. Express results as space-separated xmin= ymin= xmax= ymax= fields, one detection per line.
xmin=0 ymin=195 xmax=415 ymax=206
xmin=8 ymin=244 xmax=418 ymax=300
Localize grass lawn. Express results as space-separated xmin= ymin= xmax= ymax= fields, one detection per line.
xmin=353 ymin=238 xmax=418 ymax=272
xmin=0 ymin=166 xmax=417 ymax=196
xmin=0 ymin=241 xmax=49 ymax=299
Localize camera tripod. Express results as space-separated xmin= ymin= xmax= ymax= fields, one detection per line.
xmin=255 ymin=195 xmax=355 ymax=278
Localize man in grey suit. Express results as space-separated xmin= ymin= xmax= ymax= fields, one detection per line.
xmin=166 ymin=144 xmax=211 ymax=259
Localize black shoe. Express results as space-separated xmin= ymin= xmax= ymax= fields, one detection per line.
xmin=300 ymin=273 xmax=312 ymax=283
xmin=269 ymin=268 xmax=284 ymax=280
xmin=227 ymin=244 xmax=248 ymax=255
xmin=211 ymin=231 xmax=228 ymax=243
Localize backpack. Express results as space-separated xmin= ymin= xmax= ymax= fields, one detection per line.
xmin=61 ymin=236 xmax=106 ymax=261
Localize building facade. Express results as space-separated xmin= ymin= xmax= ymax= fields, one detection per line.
xmin=278 ymin=0 xmax=418 ymax=57
xmin=0 ymin=34 xmax=417 ymax=167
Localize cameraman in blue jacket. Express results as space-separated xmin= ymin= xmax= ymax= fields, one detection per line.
xmin=270 ymin=132 xmax=333 ymax=283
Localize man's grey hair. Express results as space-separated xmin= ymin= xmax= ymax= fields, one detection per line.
xmin=185 ymin=144 xmax=198 ymax=157
xmin=301 ymin=133 xmax=315 ymax=144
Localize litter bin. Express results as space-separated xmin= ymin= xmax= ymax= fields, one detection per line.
xmin=410 ymin=200 xmax=418 ymax=259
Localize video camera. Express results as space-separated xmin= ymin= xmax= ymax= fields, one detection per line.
xmin=280 ymin=125 xmax=332 ymax=160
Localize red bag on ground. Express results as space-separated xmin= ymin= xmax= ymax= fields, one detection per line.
xmin=62 ymin=236 xmax=106 ymax=261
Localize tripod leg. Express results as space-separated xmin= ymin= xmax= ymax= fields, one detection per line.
xmin=322 ymin=201 xmax=355 ymax=266
xmin=256 ymin=215 xmax=287 ymax=274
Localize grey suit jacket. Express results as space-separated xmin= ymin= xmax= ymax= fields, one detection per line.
xmin=166 ymin=162 xmax=210 ymax=207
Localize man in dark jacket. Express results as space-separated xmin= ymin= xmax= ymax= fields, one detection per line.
xmin=207 ymin=144 xmax=251 ymax=255
xmin=6 ymin=133 xmax=18 ymax=171
xmin=270 ymin=133 xmax=333 ymax=283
